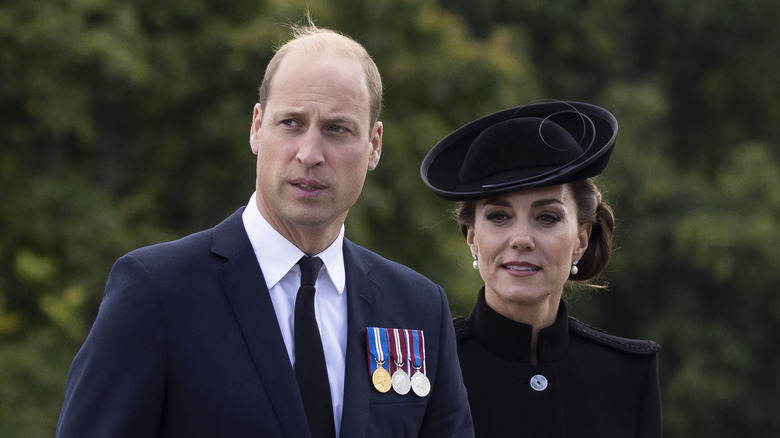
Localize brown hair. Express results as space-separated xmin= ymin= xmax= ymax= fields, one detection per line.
xmin=257 ymin=18 xmax=383 ymax=131
xmin=455 ymin=178 xmax=615 ymax=284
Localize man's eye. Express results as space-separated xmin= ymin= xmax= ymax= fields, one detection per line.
xmin=328 ymin=125 xmax=348 ymax=133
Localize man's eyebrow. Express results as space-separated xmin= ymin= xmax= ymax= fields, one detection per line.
xmin=274 ymin=109 xmax=305 ymax=119
xmin=323 ymin=113 xmax=363 ymax=126
xmin=273 ymin=110 xmax=361 ymax=127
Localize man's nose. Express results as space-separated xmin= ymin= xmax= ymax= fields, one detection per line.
xmin=297 ymin=129 xmax=325 ymax=167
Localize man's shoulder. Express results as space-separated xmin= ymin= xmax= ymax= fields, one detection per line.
xmin=124 ymin=208 xmax=245 ymax=267
xmin=345 ymin=240 xmax=437 ymax=286
xmin=127 ymin=228 xmax=211 ymax=259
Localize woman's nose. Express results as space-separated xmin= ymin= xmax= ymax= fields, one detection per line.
xmin=509 ymin=222 xmax=534 ymax=250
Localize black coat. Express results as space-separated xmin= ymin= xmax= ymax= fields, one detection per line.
xmin=455 ymin=290 xmax=661 ymax=437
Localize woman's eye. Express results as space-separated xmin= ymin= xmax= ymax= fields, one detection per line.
xmin=486 ymin=212 xmax=510 ymax=223
xmin=537 ymin=213 xmax=561 ymax=225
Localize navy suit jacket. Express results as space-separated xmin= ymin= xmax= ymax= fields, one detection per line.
xmin=57 ymin=209 xmax=473 ymax=437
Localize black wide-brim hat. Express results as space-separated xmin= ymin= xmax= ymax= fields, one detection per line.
xmin=420 ymin=101 xmax=617 ymax=201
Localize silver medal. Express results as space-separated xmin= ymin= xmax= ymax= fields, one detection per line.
xmin=391 ymin=368 xmax=411 ymax=395
xmin=410 ymin=370 xmax=431 ymax=397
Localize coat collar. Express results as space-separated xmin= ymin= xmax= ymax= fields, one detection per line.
xmin=338 ymin=240 xmax=377 ymax=437
xmin=466 ymin=288 xmax=571 ymax=364
xmin=212 ymin=210 xmax=380 ymax=437
xmin=212 ymin=208 xmax=310 ymax=437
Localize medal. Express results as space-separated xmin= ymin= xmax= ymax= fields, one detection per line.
xmin=372 ymin=365 xmax=392 ymax=393
xmin=410 ymin=329 xmax=431 ymax=397
xmin=411 ymin=370 xmax=431 ymax=397
xmin=391 ymin=369 xmax=411 ymax=395
xmin=367 ymin=327 xmax=392 ymax=393
xmin=389 ymin=328 xmax=411 ymax=395
xmin=367 ymin=327 xmax=428 ymax=396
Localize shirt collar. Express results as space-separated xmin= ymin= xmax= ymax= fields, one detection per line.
xmin=241 ymin=192 xmax=346 ymax=294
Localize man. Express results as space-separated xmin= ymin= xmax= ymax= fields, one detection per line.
xmin=56 ymin=22 xmax=473 ymax=438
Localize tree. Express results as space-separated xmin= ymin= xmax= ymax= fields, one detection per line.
xmin=2 ymin=0 xmax=779 ymax=435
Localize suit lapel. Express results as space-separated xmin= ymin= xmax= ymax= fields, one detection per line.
xmin=339 ymin=241 xmax=377 ymax=437
xmin=212 ymin=210 xmax=309 ymax=437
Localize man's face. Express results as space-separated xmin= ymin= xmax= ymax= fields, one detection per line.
xmin=249 ymin=49 xmax=382 ymax=244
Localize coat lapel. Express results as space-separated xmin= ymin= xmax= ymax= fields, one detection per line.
xmin=212 ymin=209 xmax=309 ymax=437
xmin=339 ymin=240 xmax=378 ymax=437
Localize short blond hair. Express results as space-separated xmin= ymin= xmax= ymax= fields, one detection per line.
xmin=257 ymin=20 xmax=383 ymax=128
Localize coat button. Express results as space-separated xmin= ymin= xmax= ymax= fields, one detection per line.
xmin=530 ymin=374 xmax=548 ymax=391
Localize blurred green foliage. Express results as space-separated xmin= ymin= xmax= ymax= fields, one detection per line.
xmin=1 ymin=0 xmax=779 ymax=436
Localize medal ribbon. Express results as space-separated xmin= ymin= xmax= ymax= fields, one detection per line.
xmin=404 ymin=329 xmax=413 ymax=375
xmin=388 ymin=328 xmax=409 ymax=375
xmin=366 ymin=327 xmax=389 ymax=375
xmin=411 ymin=329 xmax=426 ymax=374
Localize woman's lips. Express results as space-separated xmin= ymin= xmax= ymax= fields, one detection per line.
xmin=503 ymin=262 xmax=540 ymax=274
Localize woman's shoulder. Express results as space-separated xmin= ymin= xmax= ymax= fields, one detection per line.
xmin=453 ymin=316 xmax=471 ymax=342
xmin=568 ymin=317 xmax=660 ymax=356
xmin=452 ymin=314 xmax=660 ymax=356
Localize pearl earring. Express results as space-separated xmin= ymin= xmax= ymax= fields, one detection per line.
xmin=472 ymin=255 xmax=478 ymax=269
xmin=570 ymin=260 xmax=579 ymax=275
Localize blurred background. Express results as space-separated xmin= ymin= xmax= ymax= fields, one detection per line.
xmin=1 ymin=0 xmax=779 ymax=436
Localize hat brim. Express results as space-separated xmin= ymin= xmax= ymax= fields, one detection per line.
xmin=420 ymin=101 xmax=618 ymax=201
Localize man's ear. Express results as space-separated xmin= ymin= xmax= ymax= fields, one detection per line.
xmin=367 ymin=121 xmax=382 ymax=170
xmin=250 ymin=104 xmax=263 ymax=154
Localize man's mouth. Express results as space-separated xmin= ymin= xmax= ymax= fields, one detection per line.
xmin=294 ymin=183 xmax=321 ymax=191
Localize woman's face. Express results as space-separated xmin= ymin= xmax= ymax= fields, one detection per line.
xmin=467 ymin=184 xmax=591 ymax=320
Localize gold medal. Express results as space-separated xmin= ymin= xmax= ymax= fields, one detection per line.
xmin=372 ymin=365 xmax=392 ymax=393
xmin=367 ymin=328 xmax=393 ymax=393
xmin=411 ymin=370 xmax=431 ymax=397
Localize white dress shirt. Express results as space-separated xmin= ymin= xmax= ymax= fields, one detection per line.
xmin=242 ymin=192 xmax=348 ymax=435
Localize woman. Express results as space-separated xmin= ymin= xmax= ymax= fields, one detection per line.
xmin=421 ymin=101 xmax=661 ymax=437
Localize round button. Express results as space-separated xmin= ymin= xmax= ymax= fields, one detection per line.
xmin=530 ymin=374 xmax=548 ymax=391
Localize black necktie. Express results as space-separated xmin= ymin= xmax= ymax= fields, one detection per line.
xmin=294 ymin=256 xmax=335 ymax=438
